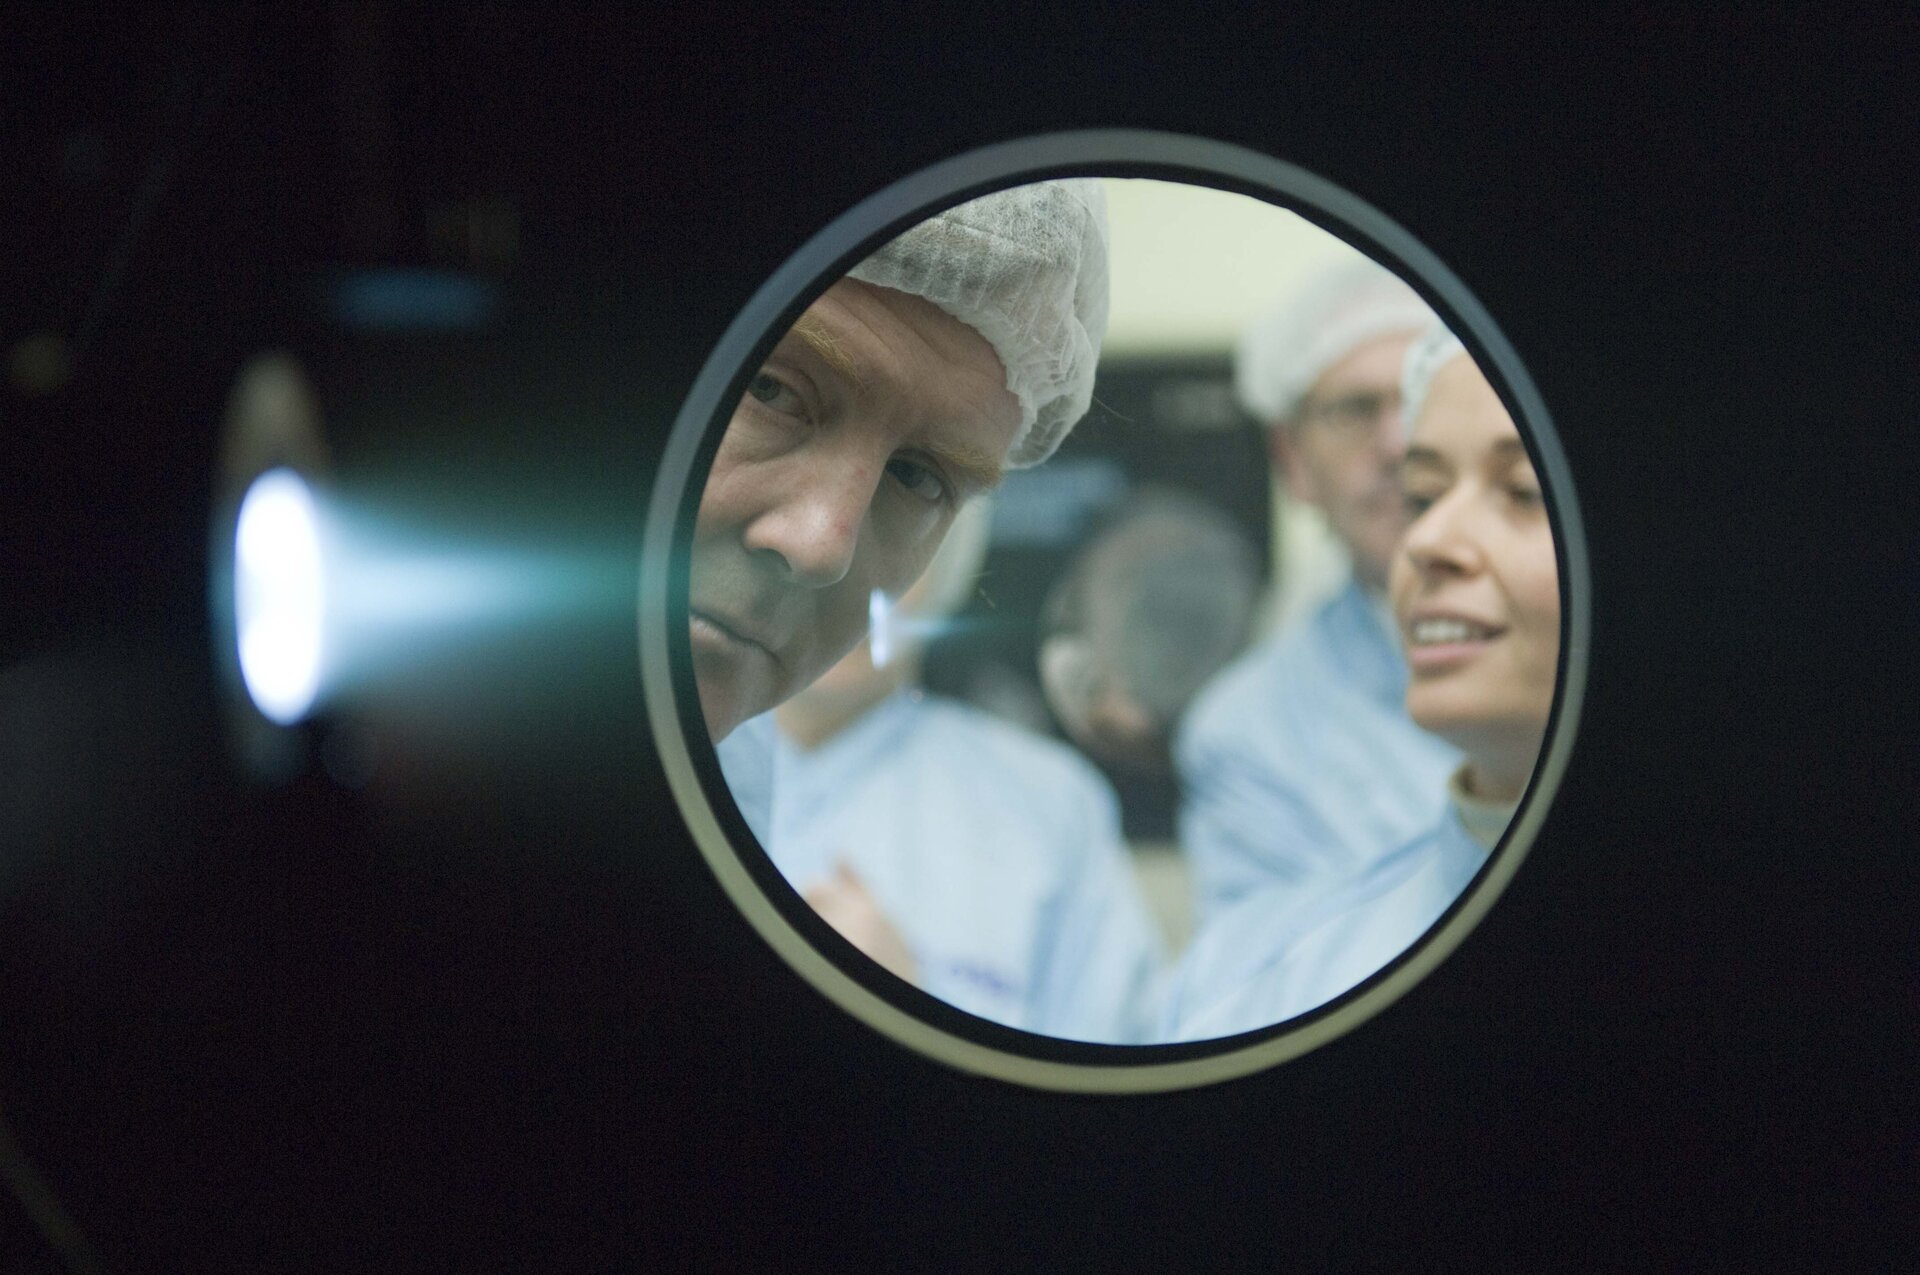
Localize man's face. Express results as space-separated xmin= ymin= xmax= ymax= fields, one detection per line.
xmin=1272 ymin=330 xmax=1418 ymax=591
xmin=690 ymin=278 xmax=1021 ymax=741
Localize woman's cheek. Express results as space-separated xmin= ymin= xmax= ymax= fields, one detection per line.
xmin=1522 ymin=542 xmax=1563 ymax=693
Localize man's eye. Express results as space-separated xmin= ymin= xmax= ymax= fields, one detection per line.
xmin=886 ymin=456 xmax=950 ymax=504
xmin=745 ymin=370 xmax=805 ymax=417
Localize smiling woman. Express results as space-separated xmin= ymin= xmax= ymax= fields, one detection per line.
xmin=639 ymin=131 xmax=1588 ymax=1091
xmin=1396 ymin=330 xmax=1561 ymax=801
xmin=1160 ymin=326 xmax=1563 ymax=1040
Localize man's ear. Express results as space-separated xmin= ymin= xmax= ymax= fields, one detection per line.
xmin=1270 ymin=420 xmax=1316 ymax=505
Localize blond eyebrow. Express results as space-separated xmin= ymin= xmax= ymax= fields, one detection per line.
xmin=788 ymin=311 xmax=1005 ymax=494
xmin=790 ymin=314 xmax=867 ymax=391
xmin=928 ymin=438 xmax=1006 ymax=497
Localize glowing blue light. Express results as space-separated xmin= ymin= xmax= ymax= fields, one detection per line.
xmin=234 ymin=468 xmax=325 ymax=724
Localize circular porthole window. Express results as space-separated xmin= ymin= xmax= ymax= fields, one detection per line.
xmin=639 ymin=130 xmax=1588 ymax=1092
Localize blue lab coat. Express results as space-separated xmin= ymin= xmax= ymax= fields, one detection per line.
xmin=747 ymin=689 xmax=1167 ymax=1043
xmin=714 ymin=710 xmax=777 ymax=847
xmin=1162 ymin=803 xmax=1490 ymax=1041
xmin=1176 ymin=577 xmax=1461 ymax=923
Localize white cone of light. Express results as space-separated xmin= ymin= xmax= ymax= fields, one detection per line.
xmin=234 ymin=467 xmax=326 ymax=725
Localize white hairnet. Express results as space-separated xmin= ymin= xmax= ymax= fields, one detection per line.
xmin=847 ymin=180 xmax=1110 ymax=470
xmin=1234 ymin=257 xmax=1435 ymax=425
xmin=1400 ymin=323 xmax=1468 ymax=437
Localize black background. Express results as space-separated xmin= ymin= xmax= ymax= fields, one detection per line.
xmin=4 ymin=7 xmax=1915 ymax=1269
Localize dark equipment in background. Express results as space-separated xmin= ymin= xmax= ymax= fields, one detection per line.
xmin=923 ymin=355 xmax=1270 ymax=838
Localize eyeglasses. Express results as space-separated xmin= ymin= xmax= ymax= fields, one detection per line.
xmin=1294 ymin=390 xmax=1402 ymax=443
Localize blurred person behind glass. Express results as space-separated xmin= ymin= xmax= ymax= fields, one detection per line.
xmin=1038 ymin=487 xmax=1261 ymax=777
xmin=1165 ymin=327 xmax=1558 ymax=1037
xmin=1176 ymin=260 xmax=1460 ymax=924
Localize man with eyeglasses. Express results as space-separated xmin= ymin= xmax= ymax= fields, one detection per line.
xmin=1175 ymin=259 xmax=1461 ymax=924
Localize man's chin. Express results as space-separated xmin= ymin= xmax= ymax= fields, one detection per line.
xmin=696 ymin=681 xmax=747 ymax=744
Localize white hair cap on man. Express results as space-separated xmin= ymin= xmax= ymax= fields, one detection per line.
xmin=1234 ymin=256 xmax=1436 ymax=425
xmin=1399 ymin=322 xmax=1469 ymax=438
xmin=846 ymin=179 xmax=1110 ymax=470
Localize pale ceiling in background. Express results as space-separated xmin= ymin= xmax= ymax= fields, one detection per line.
xmin=1100 ymin=178 xmax=1367 ymax=358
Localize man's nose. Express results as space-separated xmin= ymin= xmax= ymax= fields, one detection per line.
xmin=741 ymin=466 xmax=875 ymax=587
